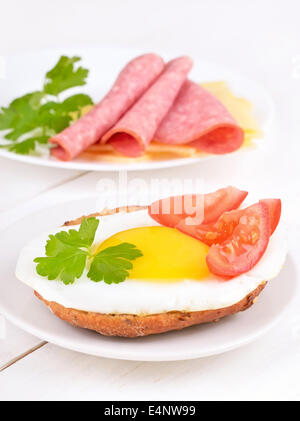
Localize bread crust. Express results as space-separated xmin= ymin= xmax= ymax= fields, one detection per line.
xmin=34 ymin=206 xmax=267 ymax=337
xmin=35 ymin=283 xmax=265 ymax=337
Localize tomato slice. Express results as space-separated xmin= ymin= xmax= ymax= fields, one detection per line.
xmin=259 ymin=199 xmax=281 ymax=235
xmin=176 ymin=211 xmax=241 ymax=246
xmin=206 ymin=202 xmax=270 ymax=277
xmin=177 ymin=198 xmax=281 ymax=246
xmin=148 ymin=186 xmax=248 ymax=228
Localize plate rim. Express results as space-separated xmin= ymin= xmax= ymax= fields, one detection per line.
xmin=0 ymin=286 xmax=295 ymax=361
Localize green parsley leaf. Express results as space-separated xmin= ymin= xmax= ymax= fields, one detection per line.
xmin=45 ymin=234 xmax=69 ymax=257
xmin=87 ymin=243 xmax=143 ymax=284
xmin=52 ymin=217 xmax=99 ymax=249
xmin=61 ymin=94 xmax=94 ymax=112
xmin=0 ymin=55 xmax=93 ymax=154
xmin=34 ymin=248 xmax=88 ymax=285
xmin=33 ymin=219 xmax=143 ymax=285
xmin=34 ymin=217 xmax=99 ymax=285
xmin=38 ymin=101 xmax=72 ymax=134
xmin=7 ymin=135 xmax=48 ymax=154
xmin=0 ymin=106 xmax=17 ymax=130
xmin=78 ymin=217 xmax=101 ymax=247
xmin=0 ymin=92 xmax=43 ymax=140
xmin=44 ymin=56 xmax=89 ymax=96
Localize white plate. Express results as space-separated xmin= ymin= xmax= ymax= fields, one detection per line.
xmin=0 ymin=196 xmax=296 ymax=361
xmin=0 ymin=46 xmax=274 ymax=172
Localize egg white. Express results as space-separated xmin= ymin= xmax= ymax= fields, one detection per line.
xmin=16 ymin=209 xmax=288 ymax=315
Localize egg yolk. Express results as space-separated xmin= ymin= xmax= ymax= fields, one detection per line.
xmin=95 ymin=226 xmax=210 ymax=282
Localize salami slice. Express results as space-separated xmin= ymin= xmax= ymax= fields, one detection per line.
xmin=101 ymin=56 xmax=193 ymax=157
xmin=154 ymin=80 xmax=244 ymax=154
xmin=50 ymin=53 xmax=164 ymax=161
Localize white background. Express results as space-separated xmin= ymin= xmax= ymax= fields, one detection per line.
xmin=0 ymin=0 xmax=300 ymax=401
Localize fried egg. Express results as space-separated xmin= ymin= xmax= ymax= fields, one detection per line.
xmin=16 ymin=209 xmax=287 ymax=315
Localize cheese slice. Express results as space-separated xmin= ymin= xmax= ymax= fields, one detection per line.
xmin=69 ymin=104 xmax=94 ymax=121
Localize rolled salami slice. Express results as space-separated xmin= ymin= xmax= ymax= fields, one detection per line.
xmin=154 ymin=80 xmax=244 ymax=154
xmin=50 ymin=53 xmax=164 ymax=161
xmin=101 ymin=56 xmax=193 ymax=157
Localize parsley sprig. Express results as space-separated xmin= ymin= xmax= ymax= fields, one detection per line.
xmin=34 ymin=218 xmax=143 ymax=285
xmin=0 ymin=56 xmax=93 ymax=154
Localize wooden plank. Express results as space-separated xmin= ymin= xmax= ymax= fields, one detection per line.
xmin=0 ymin=158 xmax=83 ymax=212
xmin=0 ymin=168 xmax=88 ymax=368
xmin=0 ymin=342 xmax=47 ymax=372
xmin=0 ymin=320 xmax=43 ymax=368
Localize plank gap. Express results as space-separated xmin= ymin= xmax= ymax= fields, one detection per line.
xmin=0 ymin=341 xmax=48 ymax=372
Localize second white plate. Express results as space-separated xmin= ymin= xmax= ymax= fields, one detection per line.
xmin=0 ymin=45 xmax=274 ymax=171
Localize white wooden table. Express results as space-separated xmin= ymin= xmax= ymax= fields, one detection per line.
xmin=1 ymin=0 xmax=300 ymax=401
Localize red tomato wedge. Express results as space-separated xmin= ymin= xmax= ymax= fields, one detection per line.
xmin=206 ymin=202 xmax=270 ymax=277
xmin=148 ymin=186 xmax=248 ymax=228
xmin=177 ymin=198 xmax=282 ymax=246
xmin=176 ymin=212 xmax=241 ymax=246
xmin=259 ymin=199 xmax=281 ymax=235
